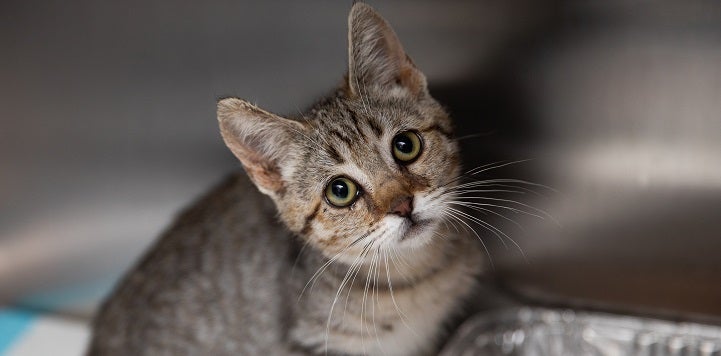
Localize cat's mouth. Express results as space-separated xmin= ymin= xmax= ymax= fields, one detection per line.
xmin=399 ymin=218 xmax=434 ymax=241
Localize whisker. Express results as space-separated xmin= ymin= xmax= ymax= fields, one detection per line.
xmin=286 ymin=125 xmax=326 ymax=153
xmin=443 ymin=208 xmax=494 ymax=270
xmin=342 ymin=239 xmax=376 ymax=327
xmin=355 ymin=75 xmax=372 ymax=117
xmin=461 ymin=178 xmax=558 ymax=194
xmin=455 ymin=196 xmax=555 ymax=223
xmin=447 ymin=187 xmax=527 ymax=195
xmin=360 ymin=246 xmax=376 ymax=354
xmin=384 ymin=251 xmax=418 ymax=337
xmin=466 ymin=159 xmax=534 ymax=176
xmin=324 ymin=243 xmax=369 ymax=355
xmin=389 ymin=246 xmax=413 ymax=279
xmin=453 ymin=199 xmax=537 ymax=215
xmin=290 ymin=238 xmax=312 ymax=279
xmin=448 ymin=201 xmax=526 ymax=232
xmin=440 ymin=159 xmax=534 ymax=188
xmin=300 ymin=243 xmax=355 ymax=301
xmin=458 ymin=182 xmax=548 ymax=197
xmin=442 ymin=213 xmax=462 ymax=234
xmin=340 ymin=259 xmax=364 ymax=327
xmin=348 ymin=227 xmax=379 ymax=248
xmin=447 ymin=207 xmax=527 ymax=262
xmin=371 ymin=247 xmax=386 ymax=355
xmin=447 ymin=207 xmax=508 ymax=249
xmin=455 ymin=131 xmax=497 ymax=141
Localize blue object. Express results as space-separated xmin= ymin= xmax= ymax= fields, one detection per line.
xmin=0 ymin=308 xmax=36 ymax=355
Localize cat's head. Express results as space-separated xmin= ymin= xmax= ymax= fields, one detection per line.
xmin=218 ymin=3 xmax=460 ymax=262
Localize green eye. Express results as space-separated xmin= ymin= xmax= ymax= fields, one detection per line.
xmin=325 ymin=177 xmax=360 ymax=207
xmin=392 ymin=131 xmax=423 ymax=163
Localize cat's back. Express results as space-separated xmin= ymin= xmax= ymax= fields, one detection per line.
xmin=89 ymin=173 xmax=298 ymax=355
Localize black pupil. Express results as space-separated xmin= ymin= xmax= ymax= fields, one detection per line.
xmin=394 ymin=134 xmax=414 ymax=154
xmin=331 ymin=180 xmax=349 ymax=198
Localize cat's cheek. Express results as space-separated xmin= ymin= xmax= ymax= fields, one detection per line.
xmin=306 ymin=211 xmax=356 ymax=248
xmin=425 ymin=151 xmax=460 ymax=185
xmin=316 ymin=233 xmax=343 ymax=248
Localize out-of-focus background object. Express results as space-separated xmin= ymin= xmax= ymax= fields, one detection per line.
xmin=440 ymin=307 xmax=721 ymax=355
xmin=1 ymin=0 xmax=720 ymax=354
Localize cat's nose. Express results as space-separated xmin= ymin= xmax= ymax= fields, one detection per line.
xmin=389 ymin=196 xmax=413 ymax=218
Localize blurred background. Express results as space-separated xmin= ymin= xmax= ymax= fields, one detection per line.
xmin=1 ymin=0 xmax=720 ymax=354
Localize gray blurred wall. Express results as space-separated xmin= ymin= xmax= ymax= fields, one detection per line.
xmin=1 ymin=0 xmax=720 ymax=319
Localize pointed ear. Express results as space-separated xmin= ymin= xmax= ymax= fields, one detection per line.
xmin=217 ymin=97 xmax=303 ymax=197
xmin=346 ymin=2 xmax=427 ymax=97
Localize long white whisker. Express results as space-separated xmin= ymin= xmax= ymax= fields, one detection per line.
xmin=448 ymin=187 xmax=527 ymax=195
xmin=384 ymin=250 xmax=419 ymax=338
xmin=466 ymin=159 xmax=534 ymax=176
xmin=341 ymin=238 xmax=376 ymax=328
xmin=324 ymin=243 xmax=368 ymax=355
xmin=463 ymin=178 xmax=558 ymax=194
xmin=371 ymin=247 xmax=385 ymax=355
xmin=448 ymin=201 xmax=526 ymax=232
xmin=447 ymin=207 xmax=508 ymax=249
xmin=448 ymin=207 xmax=528 ymax=262
xmin=300 ymin=243 xmax=355 ymax=300
xmin=290 ymin=238 xmax=312 ymax=279
xmin=360 ymin=247 xmax=376 ymax=355
xmin=453 ymin=200 xmax=540 ymax=217
xmin=389 ymin=246 xmax=413 ymax=278
xmin=444 ymin=208 xmax=494 ymax=269
xmin=341 ymin=227 xmax=387 ymax=326
xmin=440 ymin=159 xmax=533 ymax=188
xmin=455 ymin=196 xmax=554 ymax=222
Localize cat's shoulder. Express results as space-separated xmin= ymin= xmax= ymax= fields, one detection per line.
xmin=129 ymin=171 xmax=285 ymax=275
xmin=172 ymin=172 xmax=273 ymax=228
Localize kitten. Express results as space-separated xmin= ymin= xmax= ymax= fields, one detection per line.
xmin=88 ymin=3 xmax=483 ymax=355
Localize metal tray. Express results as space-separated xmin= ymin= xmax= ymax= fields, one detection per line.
xmin=440 ymin=307 xmax=721 ymax=356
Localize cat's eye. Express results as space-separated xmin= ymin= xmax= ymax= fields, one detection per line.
xmin=325 ymin=177 xmax=360 ymax=207
xmin=392 ymin=131 xmax=423 ymax=163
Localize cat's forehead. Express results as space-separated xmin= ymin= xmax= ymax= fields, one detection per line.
xmin=292 ymin=95 xmax=449 ymax=189
xmin=308 ymin=96 xmax=430 ymax=134
xmin=294 ymin=98 xmax=407 ymax=177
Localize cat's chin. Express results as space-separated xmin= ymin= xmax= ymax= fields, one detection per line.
xmin=395 ymin=218 xmax=439 ymax=248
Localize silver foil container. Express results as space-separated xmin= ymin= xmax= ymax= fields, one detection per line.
xmin=440 ymin=307 xmax=721 ymax=356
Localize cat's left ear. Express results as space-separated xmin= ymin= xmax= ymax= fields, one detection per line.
xmin=346 ymin=2 xmax=428 ymax=98
xmin=217 ymin=97 xmax=303 ymax=198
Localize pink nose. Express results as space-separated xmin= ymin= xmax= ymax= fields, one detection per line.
xmin=389 ymin=196 xmax=413 ymax=218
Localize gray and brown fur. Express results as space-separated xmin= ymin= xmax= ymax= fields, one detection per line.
xmin=89 ymin=3 xmax=483 ymax=355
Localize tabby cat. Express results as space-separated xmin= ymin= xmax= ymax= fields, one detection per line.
xmin=88 ymin=3 xmax=484 ymax=355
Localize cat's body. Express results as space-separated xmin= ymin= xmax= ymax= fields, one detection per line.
xmin=89 ymin=3 xmax=484 ymax=355
xmin=89 ymin=173 xmax=481 ymax=355
xmin=88 ymin=174 xmax=297 ymax=355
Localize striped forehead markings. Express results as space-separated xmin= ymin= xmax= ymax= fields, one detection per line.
xmin=338 ymin=98 xmax=382 ymax=138
xmin=325 ymin=145 xmax=345 ymax=164
xmin=322 ymin=117 xmax=368 ymax=150
xmin=365 ymin=115 xmax=384 ymax=137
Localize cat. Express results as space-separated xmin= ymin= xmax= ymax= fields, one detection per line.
xmin=88 ymin=3 xmax=484 ymax=355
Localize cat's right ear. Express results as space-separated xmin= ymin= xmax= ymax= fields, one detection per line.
xmin=217 ymin=97 xmax=303 ymax=197
xmin=346 ymin=2 xmax=428 ymax=98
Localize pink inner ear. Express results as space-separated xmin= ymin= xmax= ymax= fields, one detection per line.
xmin=245 ymin=158 xmax=284 ymax=195
xmin=397 ymin=60 xmax=425 ymax=96
xmin=217 ymin=98 xmax=296 ymax=196
xmin=222 ymin=132 xmax=285 ymax=195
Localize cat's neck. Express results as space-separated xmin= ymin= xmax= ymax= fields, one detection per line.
xmin=290 ymin=226 xmax=483 ymax=356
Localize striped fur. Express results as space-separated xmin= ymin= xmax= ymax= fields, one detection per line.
xmin=90 ymin=3 xmax=482 ymax=355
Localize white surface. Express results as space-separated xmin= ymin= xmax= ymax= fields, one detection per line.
xmin=4 ymin=315 xmax=89 ymax=356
